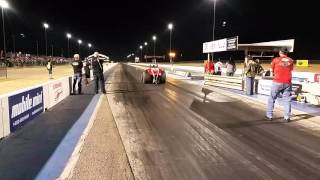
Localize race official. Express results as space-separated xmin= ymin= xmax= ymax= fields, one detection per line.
xmin=90 ymin=52 xmax=106 ymax=94
xmin=71 ymin=54 xmax=83 ymax=95
xmin=266 ymin=48 xmax=294 ymax=122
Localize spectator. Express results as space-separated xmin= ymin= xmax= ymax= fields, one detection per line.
xmin=46 ymin=59 xmax=53 ymax=79
xmin=214 ymin=60 xmax=223 ymax=75
xmin=205 ymin=59 xmax=214 ymax=75
xmin=226 ymin=60 xmax=236 ymax=76
xmin=245 ymin=58 xmax=264 ymax=95
xmin=83 ymin=58 xmax=91 ymax=86
xmin=266 ymin=48 xmax=294 ymax=122
xmin=71 ymin=54 xmax=83 ymax=95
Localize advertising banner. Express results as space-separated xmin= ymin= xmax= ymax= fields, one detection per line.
xmin=8 ymin=87 xmax=44 ymax=132
xmin=296 ymin=60 xmax=309 ymax=67
xmin=48 ymin=78 xmax=70 ymax=108
xmin=203 ymin=36 xmax=238 ymax=53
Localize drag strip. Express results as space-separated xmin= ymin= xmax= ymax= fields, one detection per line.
xmin=107 ymin=63 xmax=320 ymax=180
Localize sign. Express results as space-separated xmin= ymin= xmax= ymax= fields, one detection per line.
xmin=144 ymin=55 xmax=166 ymax=59
xmin=203 ymin=36 xmax=238 ymax=53
xmin=8 ymin=87 xmax=44 ymax=132
xmin=48 ymin=78 xmax=70 ymax=108
xmin=296 ymin=60 xmax=309 ymax=67
xmin=227 ymin=37 xmax=238 ymax=50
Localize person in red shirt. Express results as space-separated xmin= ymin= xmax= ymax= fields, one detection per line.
xmin=266 ymin=48 xmax=294 ymax=122
xmin=204 ymin=59 xmax=215 ymax=75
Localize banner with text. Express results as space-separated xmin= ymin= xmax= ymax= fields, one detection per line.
xmin=8 ymin=87 xmax=44 ymax=132
xmin=48 ymin=78 xmax=70 ymax=108
xmin=203 ymin=36 xmax=238 ymax=53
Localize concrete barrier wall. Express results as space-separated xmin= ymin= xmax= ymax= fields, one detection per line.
xmin=0 ymin=76 xmax=71 ymax=138
xmin=0 ymin=97 xmax=10 ymax=139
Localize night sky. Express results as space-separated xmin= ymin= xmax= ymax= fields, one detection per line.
xmin=2 ymin=0 xmax=320 ymax=60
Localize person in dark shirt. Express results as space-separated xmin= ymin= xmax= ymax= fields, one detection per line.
xmin=71 ymin=54 xmax=83 ymax=95
xmin=46 ymin=59 xmax=53 ymax=79
xmin=83 ymin=58 xmax=91 ymax=86
xmin=89 ymin=52 xmax=106 ymax=94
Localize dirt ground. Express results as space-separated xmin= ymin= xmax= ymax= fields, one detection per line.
xmin=0 ymin=65 xmax=73 ymax=95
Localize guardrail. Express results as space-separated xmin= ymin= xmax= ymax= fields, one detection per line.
xmin=204 ymin=75 xmax=244 ymax=91
xmin=0 ymin=63 xmax=116 ymax=139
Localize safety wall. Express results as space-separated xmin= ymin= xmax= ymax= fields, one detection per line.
xmin=0 ymin=77 xmax=71 ymax=139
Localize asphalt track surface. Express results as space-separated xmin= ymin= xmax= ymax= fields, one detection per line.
xmin=108 ymin=64 xmax=320 ymax=180
xmin=0 ymin=69 xmax=114 ymax=180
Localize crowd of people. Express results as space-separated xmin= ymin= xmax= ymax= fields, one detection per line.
xmin=3 ymin=53 xmax=72 ymax=67
xmin=204 ymin=59 xmax=237 ymax=76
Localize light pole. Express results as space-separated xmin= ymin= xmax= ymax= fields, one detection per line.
xmin=0 ymin=0 xmax=9 ymax=61
xmin=168 ymin=23 xmax=173 ymax=63
xmin=36 ymin=40 xmax=39 ymax=57
xmin=51 ymin=44 xmax=53 ymax=57
xmin=78 ymin=39 xmax=82 ymax=56
xmin=144 ymin=42 xmax=148 ymax=62
xmin=139 ymin=45 xmax=143 ymax=61
xmin=43 ymin=23 xmax=49 ymax=56
xmin=11 ymin=34 xmax=15 ymax=54
xmin=66 ymin=33 xmax=72 ymax=57
xmin=88 ymin=43 xmax=92 ymax=56
xmin=212 ymin=0 xmax=217 ymax=59
xmin=152 ymin=35 xmax=157 ymax=58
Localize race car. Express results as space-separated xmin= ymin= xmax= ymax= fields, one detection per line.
xmin=141 ymin=64 xmax=166 ymax=84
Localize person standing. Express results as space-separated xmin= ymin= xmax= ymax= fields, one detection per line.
xmin=245 ymin=58 xmax=260 ymax=95
xmin=46 ymin=59 xmax=53 ymax=79
xmin=71 ymin=54 xmax=83 ymax=95
xmin=266 ymin=48 xmax=294 ymax=122
xmin=214 ymin=60 xmax=223 ymax=75
xmin=90 ymin=52 xmax=106 ymax=94
xmin=226 ymin=60 xmax=236 ymax=76
xmin=83 ymin=58 xmax=91 ymax=86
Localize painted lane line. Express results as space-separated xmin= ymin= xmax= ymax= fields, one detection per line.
xmin=35 ymin=94 xmax=102 ymax=180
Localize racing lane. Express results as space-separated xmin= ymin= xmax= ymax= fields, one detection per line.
xmin=107 ymin=63 xmax=320 ymax=180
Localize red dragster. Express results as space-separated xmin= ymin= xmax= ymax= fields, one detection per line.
xmin=142 ymin=64 xmax=166 ymax=84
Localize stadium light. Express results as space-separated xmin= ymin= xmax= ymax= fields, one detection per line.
xmin=66 ymin=33 xmax=72 ymax=39
xmin=88 ymin=43 xmax=92 ymax=48
xmin=66 ymin=33 xmax=72 ymax=57
xmin=43 ymin=22 xmax=50 ymax=56
xmin=168 ymin=23 xmax=174 ymax=64
xmin=43 ymin=23 xmax=49 ymax=29
xmin=0 ymin=0 xmax=9 ymax=9
xmin=78 ymin=39 xmax=82 ymax=55
xmin=152 ymin=35 xmax=157 ymax=57
xmin=139 ymin=45 xmax=143 ymax=60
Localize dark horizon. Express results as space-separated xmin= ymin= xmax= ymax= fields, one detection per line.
xmin=1 ymin=0 xmax=319 ymax=60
